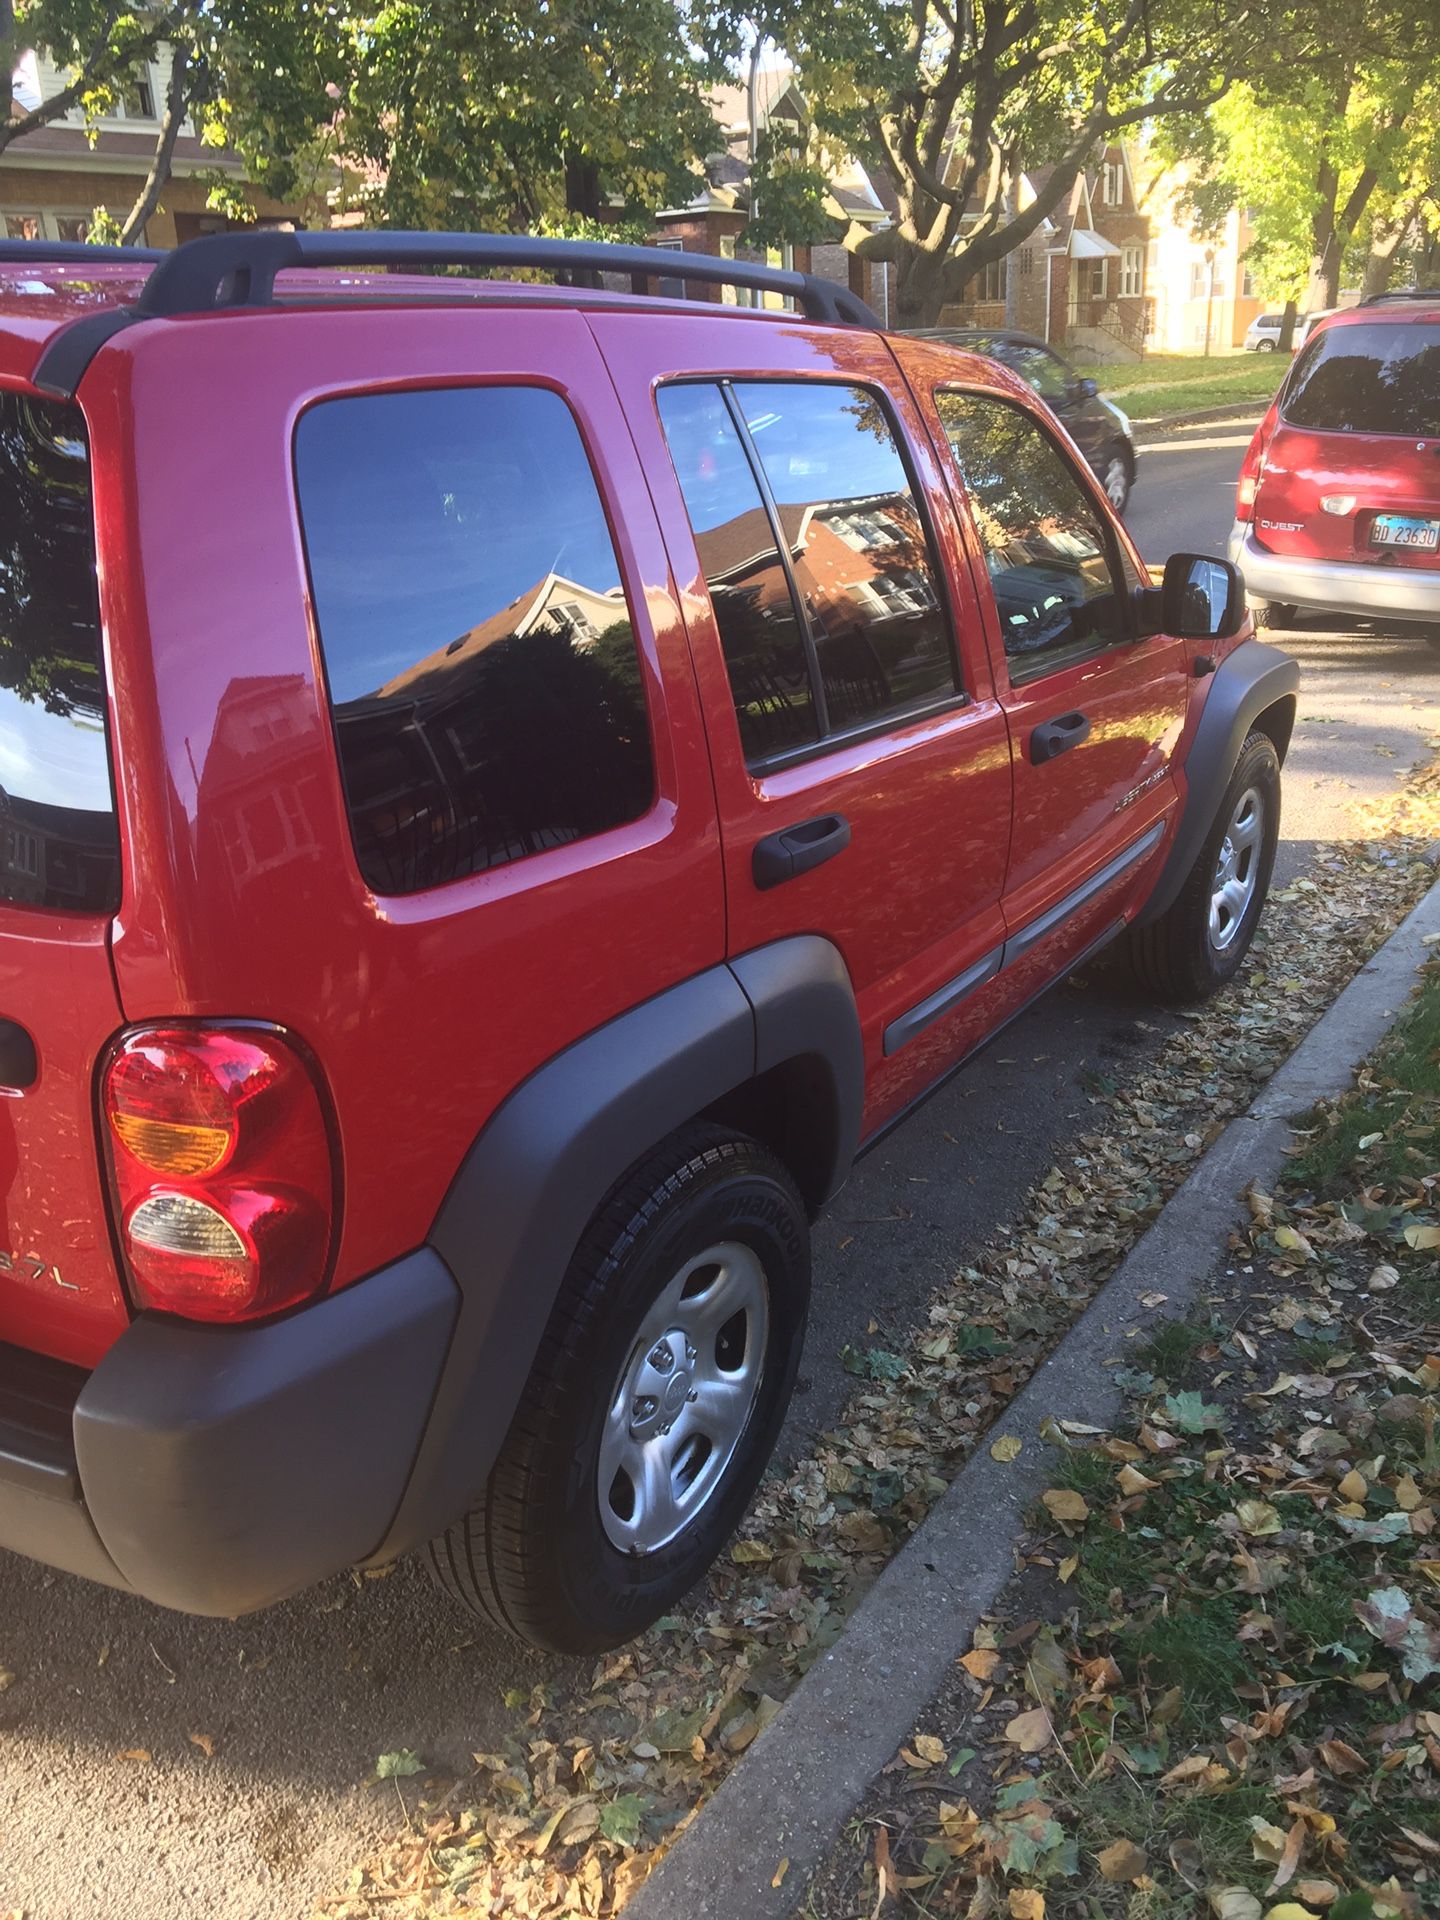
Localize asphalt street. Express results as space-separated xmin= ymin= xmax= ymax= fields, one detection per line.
xmin=2 ymin=412 xmax=1438 ymax=1920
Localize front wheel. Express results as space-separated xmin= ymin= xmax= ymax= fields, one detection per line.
xmin=1101 ymin=449 xmax=1132 ymax=516
xmin=1129 ymin=730 xmax=1280 ymax=1003
xmin=1256 ymin=338 xmax=1278 ymax=352
xmin=425 ymin=1125 xmax=809 ymax=1653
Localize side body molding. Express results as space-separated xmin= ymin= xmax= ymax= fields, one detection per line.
xmin=373 ymin=938 xmax=862 ymax=1559
xmin=1134 ymin=639 xmax=1298 ymax=928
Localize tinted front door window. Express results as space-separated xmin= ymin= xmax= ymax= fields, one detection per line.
xmin=936 ymin=392 xmax=1126 ymax=677
xmin=733 ymin=383 xmax=956 ymax=732
xmin=295 ymin=387 xmax=653 ymax=894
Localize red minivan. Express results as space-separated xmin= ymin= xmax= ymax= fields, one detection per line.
xmin=1229 ymin=293 xmax=1440 ymax=641
xmin=0 ymin=229 xmax=1296 ymax=1652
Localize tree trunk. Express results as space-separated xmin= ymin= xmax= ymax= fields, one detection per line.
xmin=890 ymin=238 xmax=951 ymax=329
xmin=563 ymin=156 xmax=601 ymax=220
xmin=1277 ymin=299 xmax=1299 ymax=353
xmin=1362 ymin=198 xmax=1420 ymax=299
xmin=120 ymin=43 xmax=194 ymax=244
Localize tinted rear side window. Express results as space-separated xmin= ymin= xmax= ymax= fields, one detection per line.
xmin=295 ymin=387 xmax=653 ymax=895
xmin=1283 ymin=322 xmax=1440 ymax=435
xmin=0 ymin=392 xmax=119 ymax=913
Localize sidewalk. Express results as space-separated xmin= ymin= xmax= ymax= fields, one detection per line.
xmin=625 ymin=871 xmax=1440 ymax=1920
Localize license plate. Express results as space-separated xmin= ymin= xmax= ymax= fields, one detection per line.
xmin=1370 ymin=513 xmax=1440 ymax=551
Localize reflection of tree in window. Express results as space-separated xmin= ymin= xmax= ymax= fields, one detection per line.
xmin=937 ymin=392 xmax=1124 ymax=668
xmin=1284 ymin=326 xmax=1440 ymax=437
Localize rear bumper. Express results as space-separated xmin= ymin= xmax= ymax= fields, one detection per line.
xmin=1229 ymin=523 xmax=1440 ymax=624
xmin=0 ymin=1250 xmax=458 ymax=1615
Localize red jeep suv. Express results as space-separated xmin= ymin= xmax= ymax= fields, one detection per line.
xmin=0 ymin=231 xmax=1296 ymax=1653
xmin=1229 ymin=291 xmax=1440 ymax=640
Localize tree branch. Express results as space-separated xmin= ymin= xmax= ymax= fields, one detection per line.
xmin=121 ymin=41 xmax=195 ymax=243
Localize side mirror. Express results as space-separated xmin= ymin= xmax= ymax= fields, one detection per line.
xmin=1073 ymin=376 xmax=1100 ymax=401
xmin=1139 ymin=553 xmax=1245 ymax=639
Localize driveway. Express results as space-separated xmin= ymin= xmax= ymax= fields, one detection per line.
xmin=2 ymin=415 xmax=1437 ymax=1920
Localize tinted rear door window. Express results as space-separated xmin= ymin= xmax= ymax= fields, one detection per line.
xmin=0 ymin=393 xmax=119 ymax=913
xmin=295 ymin=386 xmax=653 ymax=895
xmin=656 ymin=384 xmax=819 ymax=762
xmin=1283 ymin=322 xmax=1440 ymax=435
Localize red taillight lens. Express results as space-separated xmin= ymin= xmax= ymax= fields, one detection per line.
xmin=1236 ymin=403 xmax=1279 ymax=523
xmin=101 ymin=1025 xmax=336 ymax=1324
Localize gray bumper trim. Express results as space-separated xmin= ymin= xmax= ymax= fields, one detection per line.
xmin=1228 ymin=524 xmax=1440 ymax=622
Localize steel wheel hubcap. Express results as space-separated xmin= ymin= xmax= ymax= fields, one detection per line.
xmin=598 ymin=1241 xmax=769 ymax=1556
xmin=1104 ymin=458 xmax=1128 ymax=508
xmin=1209 ymin=785 xmax=1263 ymax=951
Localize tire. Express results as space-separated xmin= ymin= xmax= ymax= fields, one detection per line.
xmin=425 ymin=1124 xmax=810 ymax=1653
xmin=1424 ymin=629 xmax=1440 ymax=657
xmin=1257 ymin=338 xmax=1278 ymax=352
xmin=1100 ymin=448 xmax=1132 ymax=516
xmin=1130 ymin=730 xmax=1280 ymax=1004
xmin=1252 ymin=599 xmax=1297 ymax=631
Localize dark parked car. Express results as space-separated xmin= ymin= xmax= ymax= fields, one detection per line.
xmin=913 ymin=327 xmax=1137 ymax=513
xmin=0 ymin=231 xmax=1293 ymax=1653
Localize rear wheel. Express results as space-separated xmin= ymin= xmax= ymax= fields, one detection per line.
xmin=1256 ymin=338 xmax=1278 ymax=352
xmin=425 ymin=1124 xmax=809 ymax=1653
xmin=1130 ymin=730 xmax=1280 ymax=1003
xmin=1252 ymin=599 xmax=1297 ymax=631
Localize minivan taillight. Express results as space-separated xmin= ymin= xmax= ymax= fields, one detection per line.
xmin=101 ymin=1025 xmax=336 ymax=1323
xmin=1236 ymin=402 xmax=1280 ymax=523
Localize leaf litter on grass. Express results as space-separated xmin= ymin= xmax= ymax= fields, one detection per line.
xmin=317 ymin=773 xmax=1440 ymax=1917
xmin=804 ymin=956 xmax=1440 ymax=1920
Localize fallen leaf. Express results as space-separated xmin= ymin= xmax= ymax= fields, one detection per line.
xmin=1003 ymin=1706 xmax=1052 ymax=1754
xmin=913 ymin=1734 xmax=946 ymax=1766
xmin=1355 ymin=1584 xmax=1440 ymax=1682
xmin=1008 ymin=1891 xmax=1045 ymax=1920
xmin=1117 ymin=1464 xmax=1159 ymax=1495
xmin=1209 ymin=1893 xmax=1262 ymax=1920
xmin=1236 ymin=1499 xmax=1283 ymax=1537
xmin=1097 ymin=1838 xmax=1148 ymax=1882
xmin=1336 ymin=1470 xmax=1367 ymax=1503
xmin=730 ymin=1539 xmax=772 ymax=1565
xmin=187 ymin=1732 xmax=216 ymax=1758
xmin=1404 ymin=1222 xmax=1440 ymax=1249
xmin=1368 ymin=1263 xmax=1400 ymax=1291
xmin=990 ymin=1434 xmax=1023 ymax=1462
xmin=771 ymin=1858 xmax=789 ymax=1890
xmin=1041 ymin=1488 xmax=1089 ymax=1525
xmin=117 ymin=1748 xmax=152 ymax=1764
xmin=960 ymin=1647 xmax=1000 ymax=1681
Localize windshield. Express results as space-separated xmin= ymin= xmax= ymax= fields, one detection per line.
xmin=1282 ymin=321 xmax=1440 ymax=436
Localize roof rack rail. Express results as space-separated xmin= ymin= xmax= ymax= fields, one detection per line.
xmin=0 ymin=238 xmax=167 ymax=265
xmin=1358 ymin=287 xmax=1440 ymax=305
xmin=27 ymin=227 xmax=882 ymax=401
xmin=125 ymin=228 xmax=881 ymax=327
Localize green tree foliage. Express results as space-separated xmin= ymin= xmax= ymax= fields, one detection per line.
xmin=1163 ymin=2 xmax=1440 ymax=313
xmin=337 ymin=3 xmax=716 ymax=231
xmin=698 ymin=0 xmax=1272 ymax=329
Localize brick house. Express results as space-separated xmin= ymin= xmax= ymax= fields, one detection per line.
xmin=924 ymin=141 xmax=1152 ymax=356
xmin=4 ymin=44 xmax=315 ymax=247
xmin=647 ymin=70 xmax=893 ymax=320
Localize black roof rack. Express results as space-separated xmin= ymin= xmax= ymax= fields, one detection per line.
xmin=0 ymin=238 xmax=167 ymax=265
xmin=21 ymin=228 xmax=882 ymax=400
xmin=1358 ymin=287 xmax=1440 ymax=305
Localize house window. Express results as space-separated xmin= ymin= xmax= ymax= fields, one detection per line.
xmin=1242 ymin=266 xmax=1255 ymax=299
xmin=115 ymin=67 xmax=156 ymax=120
xmin=1102 ymin=160 xmax=1123 ymax=206
xmin=654 ymin=237 xmax=685 ymax=300
xmin=1088 ymin=258 xmax=1108 ymax=300
xmin=5 ymin=210 xmax=95 ymax=243
xmin=3 ymin=213 xmax=42 ymax=241
xmin=1018 ymin=249 xmax=1033 ymax=277
xmin=1189 ymin=261 xmax=1206 ymax=300
xmin=1120 ymin=245 xmax=1143 ymax=298
xmin=979 ymin=256 xmax=1007 ymax=303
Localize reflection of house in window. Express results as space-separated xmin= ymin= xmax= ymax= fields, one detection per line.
xmin=551 ymin=600 xmax=598 ymax=644
xmin=5 ymin=826 xmax=39 ymax=877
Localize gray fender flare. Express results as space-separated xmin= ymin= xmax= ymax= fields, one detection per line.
xmin=372 ymin=937 xmax=862 ymax=1558
xmin=1135 ymin=639 xmax=1299 ymax=928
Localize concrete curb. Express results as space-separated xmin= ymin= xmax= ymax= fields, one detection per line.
xmin=1128 ymin=399 xmax=1269 ymax=432
xmin=625 ymin=873 xmax=1440 ymax=1920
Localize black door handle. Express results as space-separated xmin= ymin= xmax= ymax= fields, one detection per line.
xmin=752 ymin=813 xmax=851 ymax=890
xmin=1030 ymin=711 xmax=1091 ymax=764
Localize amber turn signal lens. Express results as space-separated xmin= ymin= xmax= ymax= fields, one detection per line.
xmin=110 ymin=1112 xmax=232 ymax=1176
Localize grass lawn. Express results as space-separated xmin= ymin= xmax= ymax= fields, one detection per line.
xmin=1071 ymin=351 xmax=1288 ymax=422
xmin=807 ymin=956 xmax=1440 ymax=1920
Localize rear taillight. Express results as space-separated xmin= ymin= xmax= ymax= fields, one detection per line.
xmin=101 ymin=1025 xmax=336 ymax=1324
xmin=1236 ymin=402 xmax=1279 ymax=523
